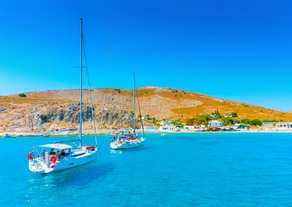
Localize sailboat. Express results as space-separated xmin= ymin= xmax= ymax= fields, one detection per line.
xmin=110 ymin=72 xmax=146 ymax=150
xmin=27 ymin=18 xmax=98 ymax=174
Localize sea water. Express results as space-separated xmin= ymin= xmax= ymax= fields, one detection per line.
xmin=1 ymin=132 xmax=292 ymax=207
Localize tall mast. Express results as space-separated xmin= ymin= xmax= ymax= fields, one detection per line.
xmin=133 ymin=71 xmax=136 ymax=134
xmin=79 ymin=18 xmax=83 ymax=145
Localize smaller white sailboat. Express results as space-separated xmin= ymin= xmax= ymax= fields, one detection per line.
xmin=110 ymin=72 xmax=145 ymax=150
xmin=27 ymin=18 xmax=98 ymax=174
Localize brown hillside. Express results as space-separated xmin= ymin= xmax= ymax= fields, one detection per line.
xmin=0 ymin=87 xmax=291 ymax=133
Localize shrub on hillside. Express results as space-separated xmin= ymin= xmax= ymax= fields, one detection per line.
xmin=221 ymin=117 xmax=235 ymax=126
xmin=18 ymin=93 xmax=26 ymax=97
xmin=114 ymin=89 xmax=121 ymax=93
xmin=185 ymin=117 xmax=196 ymax=125
xmin=41 ymin=114 xmax=47 ymax=121
xmin=250 ymin=119 xmax=262 ymax=126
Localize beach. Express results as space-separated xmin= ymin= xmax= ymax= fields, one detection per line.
xmin=1 ymin=126 xmax=292 ymax=138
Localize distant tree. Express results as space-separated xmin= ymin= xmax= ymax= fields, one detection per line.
xmin=211 ymin=110 xmax=221 ymax=119
xmin=152 ymin=118 xmax=159 ymax=124
xmin=171 ymin=119 xmax=183 ymax=128
xmin=114 ymin=89 xmax=121 ymax=93
xmin=195 ymin=114 xmax=212 ymax=125
xmin=18 ymin=93 xmax=26 ymax=97
xmin=231 ymin=112 xmax=238 ymax=117
xmin=185 ymin=118 xmax=195 ymax=125
xmin=250 ymin=119 xmax=262 ymax=126
xmin=237 ymin=124 xmax=245 ymax=129
xmin=221 ymin=117 xmax=235 ymax=126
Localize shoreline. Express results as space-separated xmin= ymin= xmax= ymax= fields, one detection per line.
xmin=1 ymin=128 xmax=292 ymax=138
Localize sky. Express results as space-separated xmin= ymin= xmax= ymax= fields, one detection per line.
xmin=0 ymin=0 xmax=291 ymax=112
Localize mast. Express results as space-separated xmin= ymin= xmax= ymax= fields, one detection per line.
xmin=79 ymin=18 xmax=83 ymax=146
xmin=133 ymin=71 xmax=136 ymax=134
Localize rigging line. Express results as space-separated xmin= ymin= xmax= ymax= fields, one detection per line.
xmin=133 ymin=71 xmax=136 ymax=134
xmin=82 ymin=34 xmax=99 ymax=147
xmin=134 ymin=73 xmax=145 ymax=138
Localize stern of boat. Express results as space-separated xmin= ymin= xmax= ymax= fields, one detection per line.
xmin=28 ymin=158 xmax=50 ymax=173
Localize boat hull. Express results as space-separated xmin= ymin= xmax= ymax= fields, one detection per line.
xmin=110 ymin=138 xmax=145 ymax=150
xmin=28 ymin=150 xmax=97 ymax=174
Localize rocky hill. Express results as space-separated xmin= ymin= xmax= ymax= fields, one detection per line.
xmin=1 ymin=87 xmax=292 ymax=133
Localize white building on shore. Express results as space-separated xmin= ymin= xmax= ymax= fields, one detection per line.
xmin=275 ymin=122 xmax=292 ymax=130
xmin=208 ymin=120 xmax=223 ymax=128
xmin=159 ymin=125 xmax=176 ymax=131
xmin=183 ymin=125 xmax=195 ymax=131
xmin=143 ymin=126 xmax=157 ymax=132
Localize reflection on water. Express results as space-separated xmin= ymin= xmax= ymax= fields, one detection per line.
xmin=110 ymin=149 xmax=122 ymax=155
xmin=28 ymin=161 xmax=113 ymax=187
xmin=25 ymin=161 xmax=115 ymax=205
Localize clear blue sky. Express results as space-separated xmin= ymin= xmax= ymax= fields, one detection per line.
xmin=0 ymin=0 xmax=291 ymax=112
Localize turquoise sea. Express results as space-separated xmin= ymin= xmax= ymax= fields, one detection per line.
xmin=1 ymin=132 xmax=292 ymax=207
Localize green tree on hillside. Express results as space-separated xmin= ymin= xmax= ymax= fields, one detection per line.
xmin=185 ymin=117 xmax=196 ymax=125
xmin=18 ymin=93 xmax=26 ymax=97
xmin=171 ymin=119 xmax=183 ymax=128
xmin=211 ymin=110 xmax=221 ymax=119
xmin=152 ymin=117 xmax=159 ymax=124
xmin=250 ymin=119 xmax=262 ymax=126
xmin=221 ymin=117 xmax=235 ymax=126
xmin=194 ymin=114 xmax=212 ymax=125
xmin=114 ymin=89 xmax=121 ymax=93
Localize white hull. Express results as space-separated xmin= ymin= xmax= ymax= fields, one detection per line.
xmin=110 ymin=138 xmax=145 ymax=150
xmin=28 ymin=149 xmax=97 ymax=174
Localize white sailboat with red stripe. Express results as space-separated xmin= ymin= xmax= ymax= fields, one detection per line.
xmin=110 ymin=72 xmax=146 ymax=150
xmin=27 ymin=18 xmax=98 ymax=173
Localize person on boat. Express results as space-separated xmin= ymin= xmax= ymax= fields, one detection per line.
xmin=41 ymin=150 xmax=46 ymax=159
xmin=59 ymin=150 xmax=66 ymax=159
xmin=50 ymin=148 xmax=55 ymax=155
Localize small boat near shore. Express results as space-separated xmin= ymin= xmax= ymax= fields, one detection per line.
xmin=3 ymin=133 xmax=11 ymax=138
xmin=42 ymin=134 xmax=50 ymax=137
